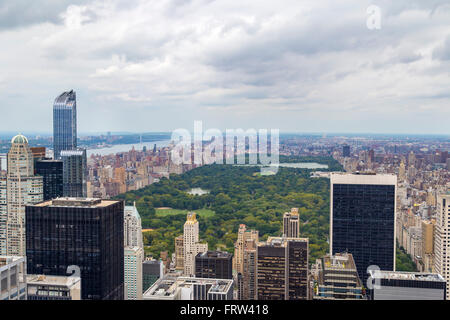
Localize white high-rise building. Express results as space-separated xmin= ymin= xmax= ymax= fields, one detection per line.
xmin=434 ymin=193 xmax=450 ymax=298
xmin=124 ymin=246 xmax=143 ymax=300
xmin=124 ymin=203 xmax=143 ymax=255
xmin=183 ymin=212 xmax=208 ymax=276
xmin=0 ymin=135 xmax=43 ymax=256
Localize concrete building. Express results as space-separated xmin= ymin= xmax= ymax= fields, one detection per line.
xmin=175 ymin=235 xmax=184 ymax=271
xmin=0 ymin=134 xmax=43 ymax=256
xmin=26 ymin=274 xmax=81 ymax=300
xmin=143 ymin=275 xmax=234 ymax=300
xmin=368 ymin=271 xmax=446 ymax=300
xmin=241 ymin=236 xmax=257 ymax=300
xmin=434 ymin=193 xmax=450 ymax=298
xmin=124 ymin=246 xmax=143 ymax=300
xmin=183 ymin=212 xmax=208 ymax=276
xmin=313 ymin=253 xmax=364 ymax=300
xmin=257 ymin=237 xmax=309 ymax=300
xmin=233 ymin=224 xmax=258 ymax=275
xmin=0 ymin=256 xmax=27 ymax=300
xmin=124 ymin=203 xmax=143 ymax=254
xmin=283 ymin=208 xmax=300 ymax=238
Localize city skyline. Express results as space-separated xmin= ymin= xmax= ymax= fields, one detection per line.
xmin=0 ymin=1 xmax=450 ymax=134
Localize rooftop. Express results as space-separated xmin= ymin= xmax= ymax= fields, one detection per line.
xmin=32 ymin=197 xmax=119 ymax=208
xmin=369 ymin=270 xmax=445 ymax=282
xmin=322 ymin=253 xmax=357 ymax=271
xmin=196 ymin=251 xmax=233 ymax=259
xmin=144 ymin=276 xmax=233 ymax=299
xmin=27 ymin=274 xmax=81 ymax=287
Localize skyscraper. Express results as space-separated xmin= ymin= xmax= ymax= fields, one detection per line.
xmin=283 ymin=208 xmax=300 ymax=238
xmin=0 ymin=135 xmax=43 ymax=256
xmin=241 ymin=236 xmax=258 ymax=300
xmin=434 ymin=193 xmax=450 ymax=298
xmin=195 ymin=251 xmax=233 ymax=280
xmin=61 ymin=149 xmax=87 ymax=198
xmin=124 ymin=203 xmax=143 ymax=253
xmin=183 ymin=212 xmax=208 ymax=276
xmin=35 ymin=159 xmax=63 ymax=201
xmin=257 ymin=237 xmax=309 ymax=300
xmin=175 ymin=235 xmax=184 ymax=271
xmin=26 ymin=198 xmax=124 ymax=300
xmin=233 ymin=224 xmax=258 ymax=275
xmin=343 ymin=145 xmax=350 ymax=158
xmin=330 ymin=172 xmax=397 ymax=285
xmin=313 ymin=253 xmax=364 ymax=300
xmin=124 ymin=246 xmax=143 ymax=300
xmin=53 ymin=90 xmax=77 ymax=160
xmin=142 ymin=258 xmax=164 ymax=293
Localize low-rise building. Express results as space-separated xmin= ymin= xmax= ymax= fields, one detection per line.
xmin=0 ymin=256 xmax=27 ymax=300
xmin=26 ymin=274 xmax=81 ymax=300
xmin=143 ymin=276 xmax=233 ymax=300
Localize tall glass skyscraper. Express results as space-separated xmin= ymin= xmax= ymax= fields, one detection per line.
xmin=53 ymin=90 xmax=77 ymax=160
xmin=330 ymin=173 xmax=397 ymax=285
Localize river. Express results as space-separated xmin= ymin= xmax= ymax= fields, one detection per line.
xmin=86 ymin=140 xmax=172 ymax=157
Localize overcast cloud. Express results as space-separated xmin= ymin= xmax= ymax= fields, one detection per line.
xmin=0 ymin=0 xmax=449 ymax=134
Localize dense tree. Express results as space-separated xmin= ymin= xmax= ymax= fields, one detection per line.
xmin=115 ymin=156 xmax=340 ymax=261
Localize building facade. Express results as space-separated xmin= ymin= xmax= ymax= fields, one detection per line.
xmin=124 ymin=203 xmax=143 ymax=253
xmin=143 ymin=258 xmax=164 ymax=293
xmin=26 ymin=274 xmax=81 ymax=300
xmin=0 ymin=256 xmax=27 ymax=300
xmin=283 ymin=208 xmax=300 ymax=238
xmin=0 ymin=135 xmax=43 ymax=256
xmin=26 ymin=198 xmax=124 ymax=300
xmin=257 ymin=237 xmax=309 ymax=300
xmin=35 ymin=159 xmax=63 ymax=201
xmin=330 ymin=173 xmax=397 ymax=284
xmin=183 ymin=212 xmax=208 ymax=276
xmin=434 ymin=194 xmax=450 ymax=298
xmin=195 ymin=251 xmax=233 ymax=280
xmin=124 ymin=246 xmax=143 ymax=300
xmin=313 ymin=253 xmax=364 ymax=300
xmin=61 ymin=149 xmax=87 ymax=198
xmin=53 ymin=90 xmax=77 ymax=160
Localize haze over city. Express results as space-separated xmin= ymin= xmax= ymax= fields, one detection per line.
xmin=1 ymin=0 xmax=450 ymax=134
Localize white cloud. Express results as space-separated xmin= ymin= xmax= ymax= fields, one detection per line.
xmin=0 ymin=0 xmax=449 ymax=134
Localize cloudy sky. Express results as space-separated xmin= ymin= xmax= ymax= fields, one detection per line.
xmin=0 ymin=0 xmax=449 ymax=134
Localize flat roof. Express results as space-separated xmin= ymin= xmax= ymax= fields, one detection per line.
xmin=369 ymin=270 xmax=445 ymax=282
xmin=32 ymin=197 xmax=120 ymax=208
xmin=27 ymin=274 xmax=81 ymax=287
xmin=144 ymin=276 xmax=233 ymax=298
xmin=331 ymin=172 xmax=397 ymax=186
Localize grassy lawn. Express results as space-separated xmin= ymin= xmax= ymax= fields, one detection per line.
xmin=155 ymin=207 xmax=215 ymax=218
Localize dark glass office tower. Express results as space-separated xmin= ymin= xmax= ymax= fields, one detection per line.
xmin=330 ymin=173 xmax=397 ymax=285
xmin=26 ymin=198 xmax=124 ymax=300
xmin=257 ymin=237 xmax=309 ymax=300
xmin=35 ymin=160 xmax=63 ymax=200
xmin=53 ymin=91 xmax=77 ymax=160
xmin=195 ymin=251 xmax=233 ymax=279
xmin=343 ymin=145 xmax=350 ymax=157
xmin=61 ymin=149 xmax=87 ymax=198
